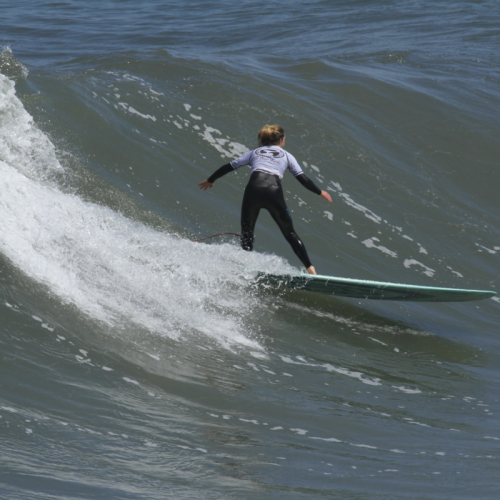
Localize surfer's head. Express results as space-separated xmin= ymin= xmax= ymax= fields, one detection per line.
xmin=258 ymin=125 xmax=285 ymax=147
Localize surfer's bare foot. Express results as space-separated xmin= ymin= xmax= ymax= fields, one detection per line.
xmin=306 ymin=266 xmax=317 ymax=275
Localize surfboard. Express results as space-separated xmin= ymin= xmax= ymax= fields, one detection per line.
xmin=258 ymin=273 xmax=496 ymax=302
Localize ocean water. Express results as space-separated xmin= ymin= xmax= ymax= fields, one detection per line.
xmin=1 ymin=1 xmax=499 ymax=498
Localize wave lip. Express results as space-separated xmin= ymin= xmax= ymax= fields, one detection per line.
xmin=0 ymin=47 xmax=29 ymax=80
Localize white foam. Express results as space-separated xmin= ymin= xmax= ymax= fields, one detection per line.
xmin=369 ymin=337 xmax=387 ymax=346
xmin=0 ymin=73 xmax=292 ymax=351
xmin=362 ymin=237 xmax=397 ymax=258
xmin=335 ymin=191 xmax=382 ymax=224
xmin=250 ymin=351 xmax=268 ymax=360
xmin=392 ymin=385 xmax=421 ymax=394
xmin=475 ymin=243 xmax=497 ymax=254
xmin=118 ymin=102 xmax=157 ymax=121
xmin=310 ymin=437 xmax=342 ymax=443
xmin=75 ymin=355 xmax=92 ymax=364
xmin=262 ymin=368 xmax=276 ymax=375
xmin=123 ymin=378 xmax=139 ymax=385
xmin=447 ymin=266 xmax=463 ymax=278
xmin=291 ymin=428 xmax=308 ymax=435
xmin=199 ymin=125 xmax=248 ymax=158
xmin=240 ymin=418 xmax=259 ymax=425
xmin=0 ymin=75 xmax=62 ymax=181
xmin=1 ymin=406 xmax=18 ymax=413
xmin=351 ymin=443 xmax=377 ymax=449
xmin=323 ymin=363 xmax=382 ymax=386
xmin=0 ymin=46 xmax=29 ymax=79
xmin=280 ymin=355 xmax=382 ymax=386
xmin=403 ymin=259 xmax=435 ymax=277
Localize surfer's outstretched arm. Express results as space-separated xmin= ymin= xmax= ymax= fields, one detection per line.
xmin=295 ymin=174 xmax=332 ymax=202
xmin=198 ymin=163 xmax=233 ymax=190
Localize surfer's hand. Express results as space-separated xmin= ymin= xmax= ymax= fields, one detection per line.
xmin=320 ymin=190 xmax=332 ymax=202
xmin=199 ymin=180 xmax=214 ymax=190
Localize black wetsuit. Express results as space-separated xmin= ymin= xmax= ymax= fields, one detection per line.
xmin=207 ymin=153 xmax=322 ymax=269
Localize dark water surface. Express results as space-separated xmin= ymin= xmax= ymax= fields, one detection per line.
xmin=1 ymin=1 xmax=499 ymax=498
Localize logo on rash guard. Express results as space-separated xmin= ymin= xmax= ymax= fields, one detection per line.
xmin=256 ymin=148 xmax=285 ymax=159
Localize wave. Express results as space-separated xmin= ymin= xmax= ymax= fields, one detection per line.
xmin=0 ymin=71 xmax=298 ymax=350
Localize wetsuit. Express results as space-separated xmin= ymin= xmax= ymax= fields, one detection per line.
xmin=207 ymin=145 xmax=322 ymax=269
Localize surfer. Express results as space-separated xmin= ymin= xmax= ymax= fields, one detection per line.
xmin=198 ymin=125 xmax=332 ymax=275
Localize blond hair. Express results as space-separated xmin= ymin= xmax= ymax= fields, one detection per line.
xmin=257 ymin=125 xmax=285 ymax=146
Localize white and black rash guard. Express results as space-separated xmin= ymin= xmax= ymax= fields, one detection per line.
xmin=230 ymin=145 xmax=304 ymax=179
xmin=207 ymin=146 xmax=322 ymax=195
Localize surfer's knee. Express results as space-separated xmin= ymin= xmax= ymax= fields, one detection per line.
xmin=285 ymin=230 xmax=301 ymax=246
